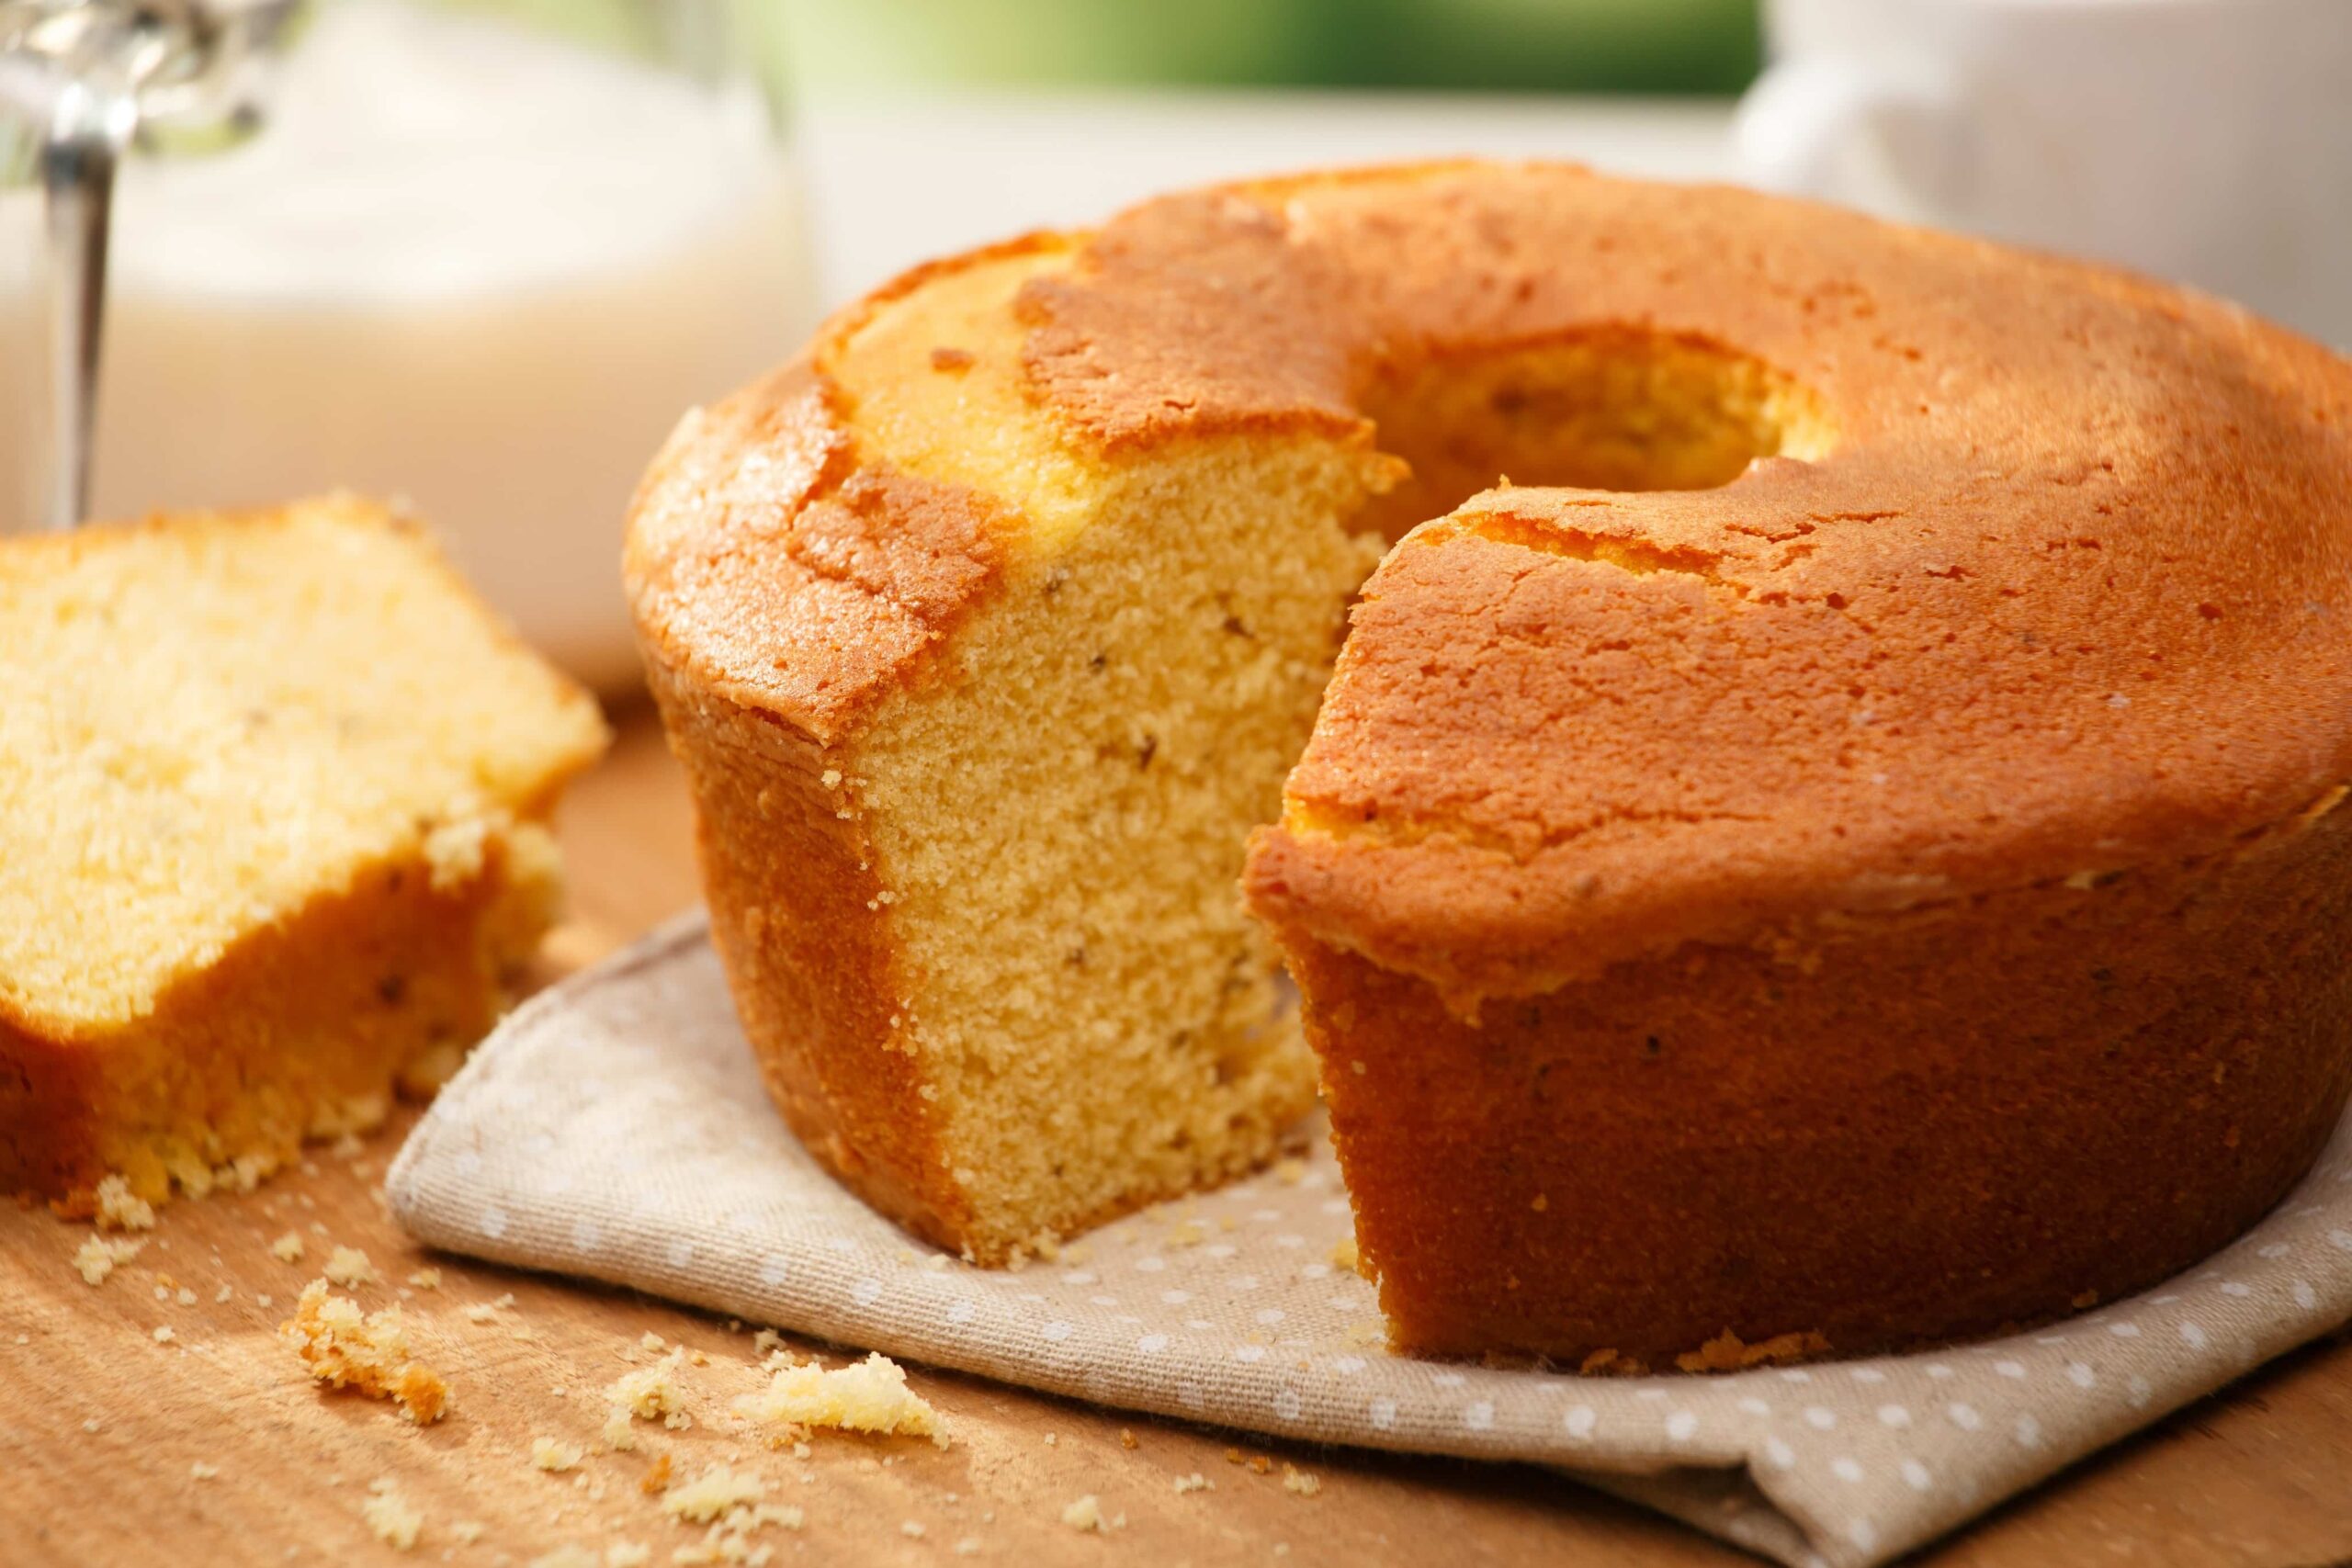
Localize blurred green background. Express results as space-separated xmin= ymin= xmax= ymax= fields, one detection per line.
xmin=770 ymin=0 xmax=1763 ymax=96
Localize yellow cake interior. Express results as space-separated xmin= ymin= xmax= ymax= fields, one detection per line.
xmin=820 ymin=250 xmax=1388 ymax=1256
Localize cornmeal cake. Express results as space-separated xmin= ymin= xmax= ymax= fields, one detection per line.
xmin=1 ymin=497 xmax=608 ymax=1213
xmin=631 ymin=162 xmax=2352 ymax=1361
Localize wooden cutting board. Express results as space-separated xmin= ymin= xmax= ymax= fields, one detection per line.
xmin=6 ymin=705 xmax=2352 ymax=1567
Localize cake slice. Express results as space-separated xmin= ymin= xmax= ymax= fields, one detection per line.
xmin=0 ymin=497 xmax=608 ymax=1213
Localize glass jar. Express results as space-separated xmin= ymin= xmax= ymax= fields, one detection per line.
xmin=1 ymin=0 xmax=818 ymax=690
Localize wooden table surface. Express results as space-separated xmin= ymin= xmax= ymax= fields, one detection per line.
xmin=8 ymin=705 xmax=2352 ymax=1568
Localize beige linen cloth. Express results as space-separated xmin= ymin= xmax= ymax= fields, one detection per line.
xmin=388 ymin=915 xmax=2352 ymax=1567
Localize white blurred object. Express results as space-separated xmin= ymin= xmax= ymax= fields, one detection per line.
xmin=0 ymin=0 xmax=815 ymax=690
xmin=1737 ymin=0 xmax=2352 ymax=347
xmin=795 ymin=91 xmax=1736 ymax=309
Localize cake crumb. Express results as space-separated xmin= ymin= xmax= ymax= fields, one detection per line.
xmin=74 ymin=1234 xmax=144 ymax=1286
xmin=362 ymin=1479 xmax=424 ymax=1551
xmin=462 ymin=1292 xmax=517 ymax=1324
xmin=190 ymin=1461 xmax=220 ymax=1481
xmin=667 ymin=1500 xmax=804 ymax=1563
xmin=901 ymin=1521 xmax=926 ymax=1539
xmin=639 ymin=1331 xmax=666 ymax=1352
xmin=1117 ymin=1427 xmax=1137 ymax=1450
xmin=214 ymin=1283 xmax=233 ymax=1303
xmin=270 ymin=1232 xmax=307 ymax=1264
xmin=1671 ymin=1328 xmax=1831 ymax=1375
xmin=532 ymin=1437 xmax=584 ymax=1472
xmin=450 ymin=1521 xmax=486 ymax=1545
xmin=1329 ymin=1235 xmax=1359 ymax=1272
xmin=662 ymin=1463 xmax=766 ymax=1523
xmin=322 ymin=1246 xmax=376 ymax=1288
xmin=406 ymin=1268 xmax=442 ymax=1291
xmin=640 ymin=1454 xmax=674 ymax=1495
xmin=605 ymin=1348 xmax=692 ymax=1449
xmin=733 ymin=1352 xmax=945 ymax=1447
xmin=1273 ymin=1156 xmax=1308 ymax=1185
xmin=1577 ymin=1348 xmax=1650 ymax=1377
xmin=1172 ymin=1473 xmax=1211 ymax=1495
xmin=1059 ymin=1495 xmax=1107 ymax=1533
xmin=94 ymin=1174 xmax=156 ymax=1232
xmin=282 ymin=1280 xmax=448 ymax=1423
xmin=176 ymin=1286 xmax=198 ymax=1305
xmin=1282 ymin=1465 xmax=1320 ymax=1497
xmin=152 ymin=1325 xmax=175 ymax=1344
xmin=954 ymin=1540 xmax=983 ymax=1557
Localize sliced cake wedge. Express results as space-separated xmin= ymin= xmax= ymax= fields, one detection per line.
xmin=0 ymin=496 xmax=608 ymax=1213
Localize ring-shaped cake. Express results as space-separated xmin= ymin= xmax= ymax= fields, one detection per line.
xmin=628 ymin=163 xmax=2352 ymax=1366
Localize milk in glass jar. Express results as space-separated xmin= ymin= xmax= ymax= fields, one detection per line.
xmin=1 ymin=0 xmax=816 ymax=689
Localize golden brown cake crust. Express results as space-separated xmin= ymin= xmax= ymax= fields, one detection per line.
xmin=641 ymin=657 xmax=970 ymax=1252
xmin=1284 ymin=794 xmax=2352 ymax=1364
xmin=1 ymin=822 xmax=561 ymax=1206
xmin=625 ymin=261 xmax=1033 ymax=746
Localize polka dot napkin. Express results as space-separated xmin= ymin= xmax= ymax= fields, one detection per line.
xmin=388 ymin=915 xmax=2352 ymax=1567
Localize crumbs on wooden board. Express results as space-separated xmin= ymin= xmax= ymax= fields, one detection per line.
xmin=282 ymin=1280 xmax=447 ymax=1424
xmin=662 ymin=1463 xmax=765 ymax=1524
xmin=362 ymin=1479 xmax=424 ymax=1551
xmin=732 ymin=1352 xmax=946 ymax=1448
xmin=322 ymin=1245 xmax=376 ymax=1287
xmin=74 ymin=1234 xmax=144 ymax=1286
xmin=94 ymin=1174 xmax=155 ymax=1232
xmin=531 ymin=1436 xmax=586 ymax=1473
xmin=604 ymin=1349 xmax=692 ymax=1450
xmin=1060 ymin=1495 xmax=1125 ymax=1533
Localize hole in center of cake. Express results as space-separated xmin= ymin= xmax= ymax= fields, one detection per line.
xmin=1353 ymin=327 xmax=1831 ymax=538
